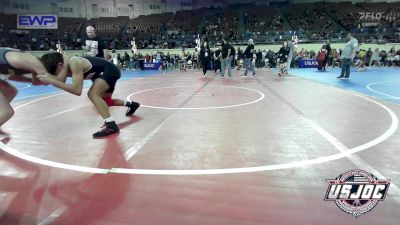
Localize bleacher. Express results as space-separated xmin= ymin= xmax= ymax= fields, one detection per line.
xmin=87 ymin=16 xmax=129 ymax=38
xmin=125 ymin=13 xmax=173 ymax=39
xmin=166 ymin=9 xmax=206 ymax=35
xmin=244 ymin=6 xmax=281 ymax=33
xmin=1 ymin=1 xmax=399 ymax=50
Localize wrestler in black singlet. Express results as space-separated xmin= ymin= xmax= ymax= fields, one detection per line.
xmin=78 ymin=56 xmax=121 ymax=93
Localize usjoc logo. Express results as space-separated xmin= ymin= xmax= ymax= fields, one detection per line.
xmin=144 ymin=63 xmax=155 ymax=68
xmin=325 ymin=169 xmax=390 ymax=218
xmin=17 ymin=14 xmax=58 ymax=29
xmin=304 ymin=60 xmax=318 ymax=66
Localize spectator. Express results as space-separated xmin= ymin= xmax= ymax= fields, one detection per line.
xmin=287 ymin=36 xmax=297 ymax=69
xmin=278 ymin=41 xmax=290 ymax=77
xmin=325 ymin=41 xmax=332 ymax=68
xmin=230 ymin=43 xmax=236 ymax=69
xmin=221 ymin=38 xmax=233 ymax=79
xmin=199 ymin=40 xmax=211 ymax=77
xmin=243 ymin=39 xmax=256 ymax=77
xmin=131 ymin=37 xmax=137 ymax=54
xmin=236 ymin=47 xmax=243 ymax=71
xmin=213 ymin=46 xmax=222 ymax=73
xmin=83 ymin=26 xmax=107 ymax=58
xmin=111 ymin=49 xmax=118 ymax=65
xmin=179 ymin=49 xmax=187 ymax=72
xmin=370 ymin=48 xmax=380 ymax=67
xmin=331 ymin=49 xmax=340 ymax=68
xmin=256 ymin=50 xmax=262 ymax=68
xmin=220 ymin=37 xmax=233 ymax=78
xmin=317 ymin=45 xmax=328 ymax=71
xmin=123 ymin=52 xmax=130 ymax=68
xmin=365 ymin=48 xmax=373 ymax=66
xmin=337 ymin=33 xmax=358 ymax=79
xmin=380 ymin=50 xmax=388 ymax=66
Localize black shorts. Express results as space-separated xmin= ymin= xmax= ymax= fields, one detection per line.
xmin=95 ymin=63 xmax=121 ymax=93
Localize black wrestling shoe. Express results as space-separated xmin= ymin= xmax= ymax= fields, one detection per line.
xmin=126 ymin=101 xmax=140 ymax=116
xmin=93 ymin=121 xmax=120 ymax=138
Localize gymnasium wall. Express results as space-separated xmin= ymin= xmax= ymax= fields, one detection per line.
xmin=28 ymin=43 xmax=398 ymax=58
xmin=2 ymin=0 xmax=84 ymax=17
xmin=2 ymin=0 xmax=192 ymax=18
xmin=292 ymin=0 xmax=400 ymax=3
xmin=2 ymin=0 xmax=287 ymax=18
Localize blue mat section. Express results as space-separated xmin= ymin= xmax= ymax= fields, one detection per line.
xmin=11 ymin=70 xmax=162 ymax=101
xmin=289 ymin=67 xmax=400 ymax=104
xmin=12 ymin=68 xmax=399 ymax=104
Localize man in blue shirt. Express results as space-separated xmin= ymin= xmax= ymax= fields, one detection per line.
xmin=337 ymin=33 xmax=358 ymax=79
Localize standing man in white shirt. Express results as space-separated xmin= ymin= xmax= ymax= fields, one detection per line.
xmin=287 ymin=35 xmax=298 ymax=69
xmin=131 ymin=37 xmax=137 ymax=54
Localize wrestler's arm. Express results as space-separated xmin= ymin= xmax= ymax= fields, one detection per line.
xmin=7 ymin=52 xmax=49 ymax=85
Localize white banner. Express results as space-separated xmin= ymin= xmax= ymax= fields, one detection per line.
xmin=17 ymin=14 xmax=58 ymax=29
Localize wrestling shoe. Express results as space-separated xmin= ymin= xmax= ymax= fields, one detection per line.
xmin=93 ymin=121 xmax=120 ymax=138
xmin=126 ymin=101 xmax=140 ymax=116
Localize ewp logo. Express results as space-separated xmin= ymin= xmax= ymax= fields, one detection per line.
xmin=19 ymin=16 xmax=55 ymax=26
xmin=17 ymin=14 xmax=58 ymax=29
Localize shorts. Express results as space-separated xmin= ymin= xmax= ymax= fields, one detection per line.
xmin=95 ymin=63 xmax=121 ymax=93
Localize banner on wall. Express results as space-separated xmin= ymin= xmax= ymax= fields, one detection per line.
xmin=142 ymin=62 xmax=162 ymax=70
xmin=17 ymin=14 xmax=58 ymax=29
xmin=297 ymin=59 xmax=319 ymax=68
